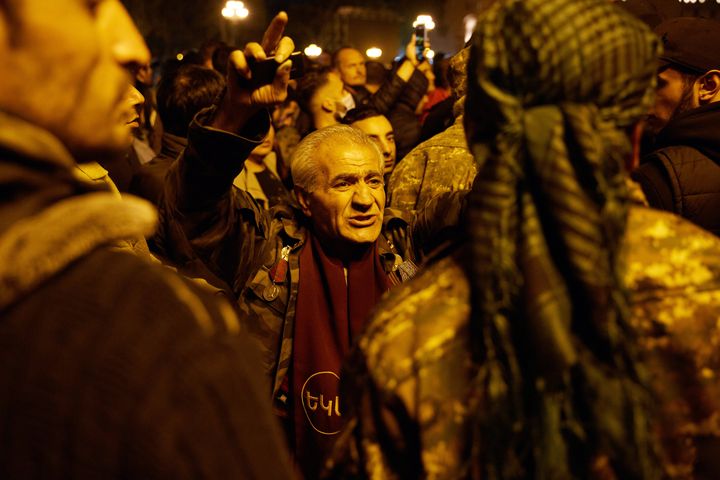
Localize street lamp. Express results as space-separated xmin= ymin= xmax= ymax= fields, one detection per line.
xmin=366 ymin=47 xmax=383 ymax=59
xmin=222 ymin=1 xmax=249 ymax=20
xmin=304 ymin=44 xmax=323 ymax=58
xmin=413 ymin=14 xmax=435 ymax=30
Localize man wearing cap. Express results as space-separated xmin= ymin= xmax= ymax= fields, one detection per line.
xmin=632 ymin=17 xmax=720 ymax=236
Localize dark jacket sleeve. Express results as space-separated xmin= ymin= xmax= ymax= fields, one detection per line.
xmin=388 ymin=68 xmax=429 ymax=160
xmin=360 ymin=73 xmax=407 ymax=115
xmin=153 ymin=106 xmax=273 ymax=294
xmin=632 ymin=157 xmax=676 ymax=213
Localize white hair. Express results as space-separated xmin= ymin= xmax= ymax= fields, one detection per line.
xmin=290 ymin=124 xmax=384 ymax=192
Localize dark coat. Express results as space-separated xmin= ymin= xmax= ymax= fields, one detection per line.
xmin=633 ymin=102 xmax=720 ymax=235
xmin=0 ymin=112 xmax=293 ymax=480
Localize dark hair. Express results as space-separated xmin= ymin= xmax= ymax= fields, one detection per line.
xmin=365 ymin=61 xmax=388 ymax=86
xmin=200 ymin=40 xmax=226 ymax=65
xmin=340 ymin=105 xmax=383 ymax=125
xmin=433 ymin=53 xmax=451 ymax=90
xmin=156 ymin=65 xmax=225 ymax=137
xmin=211 ymin=44 xmax=236 ymax=74
xmin=296 ymin=66 xmax=334 ymax=112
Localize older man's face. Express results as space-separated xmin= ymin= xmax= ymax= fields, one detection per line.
xmin=299 ymin=142 xmax=385 ymax=249
xmin=0 ymin=0 xmax=150 ymax=162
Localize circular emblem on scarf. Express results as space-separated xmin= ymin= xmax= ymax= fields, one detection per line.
xmin=301 ymin=371 xmax=342 ymax=435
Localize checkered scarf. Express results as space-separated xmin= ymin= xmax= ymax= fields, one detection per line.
xmin=464 ymin=0 xmax=661 ymax=478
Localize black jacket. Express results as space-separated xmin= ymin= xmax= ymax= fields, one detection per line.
xmin=633 ymin=102 xmax=720 ymax=236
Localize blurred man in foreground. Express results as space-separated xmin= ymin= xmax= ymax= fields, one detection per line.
xmin=0 ymin=1 xmax=292 ymax=478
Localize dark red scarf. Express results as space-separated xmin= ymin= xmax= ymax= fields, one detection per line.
xmin=291 ymin=232 xmax=390 ymax=478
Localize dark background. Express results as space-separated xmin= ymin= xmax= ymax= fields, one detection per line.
xmin=120 ymin=0 xmax=720 ymax=63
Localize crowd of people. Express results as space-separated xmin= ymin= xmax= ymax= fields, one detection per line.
xmin=1 ymin=0 xmax=720 ymax=478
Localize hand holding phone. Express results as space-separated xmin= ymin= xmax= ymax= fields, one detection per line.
xmin=237 ymin=52 xmax=306 ymax=89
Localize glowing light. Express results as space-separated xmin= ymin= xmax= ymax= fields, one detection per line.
xmin=304 ymin=44 xmax=323 ymax=58
xmin=222 ymin=1 xmax=249 ymax=19
xmin=413 ymin=15 xmax=436 ymax=31
xmin=176 ymin=53 xmax=184 ymax=61
xmin=366 ymin=47 xmax=383 ymax=59
xmin=464 ymin=14 xmax=477 ymax=43
xmin=425 ymin=49 xmax=435 ymax=60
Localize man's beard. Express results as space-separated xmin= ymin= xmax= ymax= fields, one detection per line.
xmin=646 ymin=84 xmax=696 ymax=138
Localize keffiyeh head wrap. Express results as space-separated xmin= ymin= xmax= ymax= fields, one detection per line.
xmin=464 ymin=0 xmax=660 ymax=478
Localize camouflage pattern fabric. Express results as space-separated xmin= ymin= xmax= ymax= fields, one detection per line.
xmin=387 ymin=120 xmax=477 ymax=211
xmin=324 ymin=206 xmax=720 ymax=480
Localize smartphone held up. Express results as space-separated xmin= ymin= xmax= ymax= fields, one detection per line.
xmin=237 ymin=51 xmax=307 ymax=89
xmin=414 ymin=24 xmax=426 ymax=62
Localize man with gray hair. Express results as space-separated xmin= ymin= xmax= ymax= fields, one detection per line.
xmin=154 ymin=35 xmax=466 ymax=475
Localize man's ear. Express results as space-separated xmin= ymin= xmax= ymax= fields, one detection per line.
xmin=320 ymin=98 xmax=335 ymax=113
xmin=698 ymin=70 xmax=720 ymax=105
xmin=294 ymin=186 xmax=312 ymax=217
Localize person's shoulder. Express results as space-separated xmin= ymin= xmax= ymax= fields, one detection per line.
xmin=625 ymin=206 xmax=720 ymax=300
xmin=61 ymin=247 xmax=239 ymax=336
xmin=359 ymin=247 xmax=470 ymax=384
xmin=409 ymin=122 xmax=469 ymax=154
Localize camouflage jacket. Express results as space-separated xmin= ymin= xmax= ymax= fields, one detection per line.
xmin=153 ymin=107 xmax=469 ymax=410
xmin=387 ymin=115 xmax=477 ymax=211
xmin=324 ymin=206 xmax=720 ymax=479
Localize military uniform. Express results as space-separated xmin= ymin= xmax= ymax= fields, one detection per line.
xmin=324 ymin=205 xmax=720 ymax=479
xmin=387 ymin=119 xmax=477 ymax=211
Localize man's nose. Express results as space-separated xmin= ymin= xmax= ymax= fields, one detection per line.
xmin=128 ymin=85 xmax=145 ymax=110
xmin=352 ymin=183 xmax=374 ymax=209
xmin=104 ymin=1 xmax=151 ymax=71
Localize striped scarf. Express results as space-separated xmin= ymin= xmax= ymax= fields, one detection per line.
xmin=464 ymin=0 xmax=661 ymax=478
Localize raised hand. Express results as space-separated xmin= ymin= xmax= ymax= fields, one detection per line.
xmin=212 ymin=12 xmax=295 ymax=133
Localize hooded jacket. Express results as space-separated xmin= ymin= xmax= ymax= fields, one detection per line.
xmin=633 ymin=102 xmax=720 ymax=235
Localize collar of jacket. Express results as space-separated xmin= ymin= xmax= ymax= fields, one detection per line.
xmin=0 ymin=110 xmax=76 ymax=169
xmin=0 ymin=192 xmax=157 ymax=310
xmin=160 ymin=132 xmax=188 ymax=161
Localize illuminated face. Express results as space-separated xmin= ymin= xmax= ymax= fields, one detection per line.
xmin=0 ymin=0 xmax=150 ymax=162
xmin=336 ymin=48 xmax=367 ymax=87
xmin=351 ymin=115 xmax=396 ymax=174
xmin=647 ymin=67 xmax=698 ymax=135
xmin=122 ymin=85 xmax=145 ymax=135
xmin=298 ymin=142 xmax=385 ymax=249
